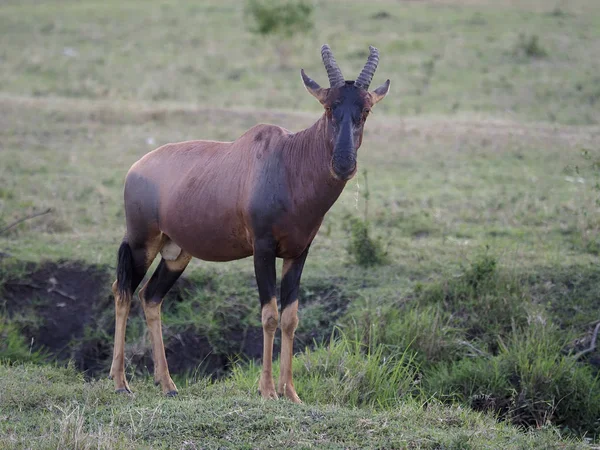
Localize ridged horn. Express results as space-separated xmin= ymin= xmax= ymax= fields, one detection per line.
xmin=321 ymin=44 xmax=345 ymax=89
xmin=355 ymin=46 xmax=379 ymax=90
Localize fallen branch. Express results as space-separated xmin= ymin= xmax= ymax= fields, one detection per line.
xmin=458 ymin=340 xmax=489 ymax=358
xmin=48 ymin=287 xmax=77 ymax=302
xmin=5 ymin=280 xmax=76 ymax=301
xmin=574 ymin=322 xmax=600 ymax=360
xmin=0 ymin=208 xmax=53 ymax=234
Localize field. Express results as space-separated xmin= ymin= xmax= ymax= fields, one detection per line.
xmin=1 ymin=0 xmax=600 ymax=448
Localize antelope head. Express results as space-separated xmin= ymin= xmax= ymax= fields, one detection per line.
xmin=301 ymin=44 xmax=391 ymax=181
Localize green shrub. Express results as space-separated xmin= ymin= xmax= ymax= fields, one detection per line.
xmin=344 ymin=217 xmax=389 ymax=267
xmin=513 ymin=33 xmax=548 ymax=59
xmin=344 ymin=170 xmax=389 ymax=267
xmin=426 ymin=322 xmax=600 ymax=436
xmin=244 ymin=0 xmax=314 ymax=67
xmin=417 ymin=252 xmax=528 ymax=353
xmin=245 ymin=0 xmax=313 ymax=38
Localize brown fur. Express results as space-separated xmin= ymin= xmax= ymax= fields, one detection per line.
xmin=124 ymin=115 xmax=352 ymax=260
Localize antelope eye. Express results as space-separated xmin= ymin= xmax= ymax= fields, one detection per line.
xmin=363 ymin=108 xmax=371 ymax=115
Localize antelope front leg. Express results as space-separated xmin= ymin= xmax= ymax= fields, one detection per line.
xmin=253 ymin=237 xmax=279 ymax=400
xmin=278 ymin=246 xmax=309 ymax=403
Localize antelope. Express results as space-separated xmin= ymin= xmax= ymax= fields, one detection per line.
xmin=109 ymin=44 xmax=390 ymax=403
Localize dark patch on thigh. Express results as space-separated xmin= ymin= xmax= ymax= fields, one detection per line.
xmin=144 ymin=258 xmax=186 ymax=303
xmin=123 ymin=171 xmax=161 ymax=246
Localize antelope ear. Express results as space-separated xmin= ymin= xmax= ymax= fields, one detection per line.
xmin=301 ymin=69 xmax=328 ymax=105
xmin=370 ymin=79 xmax=391 ymax=105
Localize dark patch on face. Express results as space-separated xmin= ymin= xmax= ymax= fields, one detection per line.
xmin=325 ymin=83 xmax=371 ymax=180
xmin=254 ymin=131 xmax=263 ymax=142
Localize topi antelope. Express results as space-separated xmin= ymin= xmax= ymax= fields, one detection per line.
xmin=110 ymin=44 xmax=390 ymax=402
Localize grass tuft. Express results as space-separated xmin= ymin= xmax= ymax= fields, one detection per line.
xmin=426 ymin=321 xmax=600 ymax=436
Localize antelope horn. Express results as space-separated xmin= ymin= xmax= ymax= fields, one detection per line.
xmin=321 ymin=44 xmax=345 ymax=89
xmin=355 ymin=46 xmax=379 ymax=90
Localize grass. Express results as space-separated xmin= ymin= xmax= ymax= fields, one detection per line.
xmin=0 ymin=361 xmax=587 ymax=449
xmin=2 ymin=0 xmax=600 ymax=446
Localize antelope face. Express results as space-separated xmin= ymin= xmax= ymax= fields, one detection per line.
xmin=324 ymin=82 xmax=371 ymax=181
xmin=301 ymin=45 xmax=391 ymax=181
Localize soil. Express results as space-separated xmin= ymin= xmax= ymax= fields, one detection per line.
xmin=2 ymin=261 xmax=110 ymax=363
xmin=1 ymin=261 xmax=349 ymax=379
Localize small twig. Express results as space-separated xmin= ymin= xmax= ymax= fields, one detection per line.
xmin=5 ymin=280 xmax=76 ymax=301
xmin=48 ymin=287 xmax=77 ymax=302
xmin=0 ymin=208 xmax=53 ymax=234
xmin=458 ymin=340 xmax=489 ymax=358
xmin=574 ymin=322 xmax=600 ymax=360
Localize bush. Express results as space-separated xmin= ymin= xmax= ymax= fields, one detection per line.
xmin=344 ymin=170 xmax=389 ymax=267
xmin=244 ymin=0 xmax=313 ymax=67
xmin=426 ymin=322 xmax=600 ymax=436
xmin=417 ymin=252 xmax=529 ymax=353
xmin=513 ymin=33 xmax=548 ymax=59
xmin=245 ymin=0 xmax=313 ymax=38
xmin=344 ymin=217 xmax=389 ymax=267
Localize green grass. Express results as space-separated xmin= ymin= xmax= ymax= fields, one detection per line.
xmin=2 ymin=0 xmax=600 ymax=446
xmin=0 ymin=361 xmax=586 ymax=449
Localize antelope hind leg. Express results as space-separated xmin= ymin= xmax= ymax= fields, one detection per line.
xmin=139 ymin=248 xmax=191 ymax=396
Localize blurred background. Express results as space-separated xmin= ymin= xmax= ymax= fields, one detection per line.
xmin=2 ymin=0 xmax=600 ymax=444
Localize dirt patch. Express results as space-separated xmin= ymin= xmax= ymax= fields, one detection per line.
xmin=1 ymin=261 xmax=110 ymax=362
xmin=1 ymin=261 xmax=349 ymax=379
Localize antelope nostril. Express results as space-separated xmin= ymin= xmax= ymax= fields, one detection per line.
xmin=332 ymin=156 xmax=357 ymax=180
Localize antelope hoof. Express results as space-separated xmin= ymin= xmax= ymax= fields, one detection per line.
xmin=281 ymin=391 xmax=302 ymax=404
xmin=258 ymin=388 xmax=279 ymax=400
xmin=111 ymin=373 xmax=131 ymax=394
xmin=278 ymin=384 xmax=302 ymax=403
xmin=158 ymin=377 xmax=178 ymax=396
xmin=259 ymin=375 xmax=278 ymax=400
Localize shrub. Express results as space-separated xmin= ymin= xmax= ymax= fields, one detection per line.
xmin=245 ymin=0 xmax=313 ymax=38
xmin=344 ymin=217 xmax=389 ymax=267
xmin=417 ymin=252 xmax=529 ymax=353
xmin=344 ymin=170 xmax=389 ymax=267
xmin=426 ymin=322 xmax=600 ymax=436
xmin=244 ymin=0 xmax=313 ymax=67
xmin=513 ymin=33 xmax=548 ymax=59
